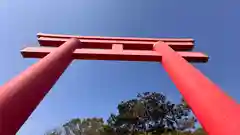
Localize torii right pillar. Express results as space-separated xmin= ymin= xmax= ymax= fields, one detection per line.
xmin=154 ymin=41 xmax=240 ymax=135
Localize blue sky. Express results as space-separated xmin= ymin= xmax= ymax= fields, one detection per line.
xmin=0 ymin=0 xmax=239 ymax=134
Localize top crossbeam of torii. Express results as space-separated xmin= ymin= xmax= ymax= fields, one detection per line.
xmin=21 ymin=33 xmax=208 ymax=62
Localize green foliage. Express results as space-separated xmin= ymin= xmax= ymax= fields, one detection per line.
xmin=193 ymin=128 xmax=207 ymax=135
xmin=45 ymin=92 xmax=206 ymax=135
xmin=45 ymin=118 xmax=104 ymax=135
xmin=107 ymin=92 xmax=196 ymax=135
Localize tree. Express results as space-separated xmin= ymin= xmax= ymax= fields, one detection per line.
xmin=45 ymin=92 xmax=207 ymax=135
xmin=45 ymin=129 xmax=63 ymax=135
xmin=193 ymin=128 xmax=207 ymax=135
xmin=45 ymin=118 xmax=104 ymax=135
xmin=107 ymin=92 xmax=196 ymax=135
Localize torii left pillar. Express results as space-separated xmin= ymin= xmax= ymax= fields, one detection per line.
xmin=0 ymin=39 xmax=81 ymax=135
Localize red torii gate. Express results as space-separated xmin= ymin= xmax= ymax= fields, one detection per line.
xmin=0 ymin=33 xmax=239 ymax=135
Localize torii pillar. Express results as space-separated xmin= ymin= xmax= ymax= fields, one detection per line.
xmin=0 ymin=33 xmax=239 ymax=135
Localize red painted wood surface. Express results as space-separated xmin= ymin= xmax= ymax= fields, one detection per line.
xmin=21 ymin=47 xmax=208 ymax=62
xmin=38 ymin=37 xmax=194 ymax=51
xmin=154 ymin=42 xmax=240 ymax=135
xmin=0 ymin=39 xmax=81 ymax=135
xmin=37 ymin=33 xmax=194 ymax=42
xmin=112 ymin=44 xmax=124 ymax=52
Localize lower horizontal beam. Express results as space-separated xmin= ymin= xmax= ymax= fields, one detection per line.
xmin=21 ymin=47 xmax=208 ymax=62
